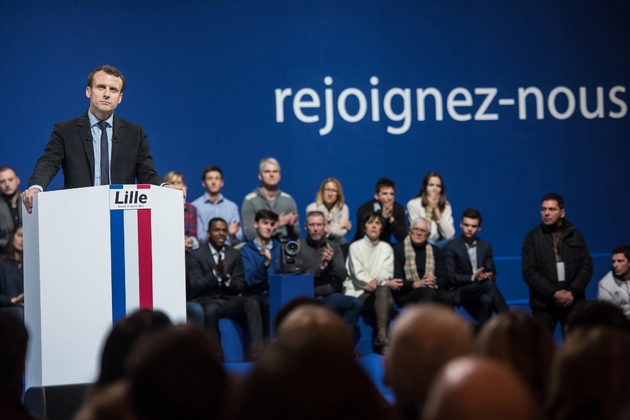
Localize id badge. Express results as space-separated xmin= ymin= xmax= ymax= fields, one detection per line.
xmin=556 ymin=262 xmax=566 ymax=282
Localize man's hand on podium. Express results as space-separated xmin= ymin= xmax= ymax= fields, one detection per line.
xmin=21 ymin=188 xmax=40 ymax=214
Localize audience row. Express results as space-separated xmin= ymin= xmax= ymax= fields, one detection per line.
xmin=4 ymin=298 xmax=630 ymax=420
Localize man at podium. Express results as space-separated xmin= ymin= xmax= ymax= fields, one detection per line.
xmin=21 ymin=65 xmax=183 ymax=212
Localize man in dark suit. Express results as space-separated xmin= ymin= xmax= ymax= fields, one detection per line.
xmin=21 ymin=65 xmax=182 ymax=213
xmin=443 ymin=208 xmax=509 ymax=324
xmin=186 ymin=217 xmax=263 ymax=362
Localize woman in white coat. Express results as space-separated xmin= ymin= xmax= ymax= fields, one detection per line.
xmin=343 ymin=212 xmax=402 ymax=348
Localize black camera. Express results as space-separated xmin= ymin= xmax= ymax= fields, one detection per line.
xmin=274 ymin=241 xmax=305 ymax=274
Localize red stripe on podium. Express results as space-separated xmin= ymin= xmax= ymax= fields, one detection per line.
xmin=137 ymin=206 xmax=153 ymax=309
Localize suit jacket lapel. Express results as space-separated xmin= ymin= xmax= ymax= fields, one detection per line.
xmin=78 ymin=113 xmax=95 ymax=185
xmin=201 ymin=243 xmax=218 ymax=273
xmin=459 ymin=238 xmax=473 ymax=271
xmin=111 ymin=116 xmax=124 ymax=181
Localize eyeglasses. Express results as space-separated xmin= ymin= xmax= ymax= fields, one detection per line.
xmin=410 ymin=228 xmax=429 ymax=234
xmin=323 ymin=188 xmax=338 ymax=193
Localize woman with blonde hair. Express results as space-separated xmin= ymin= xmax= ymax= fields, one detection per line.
xmin=306 ymin=178 xmax=352 ymax=245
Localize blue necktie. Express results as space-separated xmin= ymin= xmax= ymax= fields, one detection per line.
xmin=97 ymin=121 xmax=109 ymax=185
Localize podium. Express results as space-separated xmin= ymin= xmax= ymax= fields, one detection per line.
xmin=22 ymin=185 xmax=186 ymax=388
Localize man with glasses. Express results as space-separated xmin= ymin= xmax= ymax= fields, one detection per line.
xmin=392 ymin=218 xmax=454 ymax=308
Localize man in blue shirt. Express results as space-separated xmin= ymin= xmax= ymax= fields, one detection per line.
xmin=192 ymin=166 xmax=243 ymax=245
xmin=240 ymin=210 xmax=281 ymax=336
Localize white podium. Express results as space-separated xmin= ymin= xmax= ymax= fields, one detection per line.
xmin=22 ymin=185 xmax=187 ymax=388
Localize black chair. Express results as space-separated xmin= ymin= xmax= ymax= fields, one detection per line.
xmin=23 ymin=383 xmax=90 ymax=420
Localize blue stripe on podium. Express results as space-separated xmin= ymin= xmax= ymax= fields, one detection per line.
xmin=109 ymin=185 xmax=126 ymax=322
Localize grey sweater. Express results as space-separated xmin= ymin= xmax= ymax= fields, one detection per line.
xmin=241 ymin=187 xmax=300 ymax=242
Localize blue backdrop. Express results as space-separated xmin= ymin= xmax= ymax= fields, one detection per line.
xmin=2 ymin=0 xmax=629 ymax=302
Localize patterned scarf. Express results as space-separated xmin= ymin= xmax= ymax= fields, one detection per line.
xmin=403 ymin=235 xmax=436 ymax=288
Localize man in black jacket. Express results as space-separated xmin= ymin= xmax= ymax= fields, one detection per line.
xmin=522 ymin=193 xmax=593 ymax=333
xmin=353 ymin=177 xmax=407 ymax=244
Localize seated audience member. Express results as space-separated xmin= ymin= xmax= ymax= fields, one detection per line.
xmin=240 ymin=210 xmax=281 ymax=336
xmin=392 ymin=218 xmax=454 ymax=308
xmin=422 ymin=356 xmax=540 ymax=420
xmin=186 ymin=217 xmax=263 ymax=361
xmin=406 ymin=171 xmax=455 ymax=248
xmin=385 ymin=304 xmax=474 ymax=419
xmin=275 ymin=303 xmax=355 ymax=351
xmin=126 ymin=325 xmax=227 ymax=420
xmin=443 ymin=208 xmax=509 ymax=324
xmin=563 ymin=299 xmax=630 ymax=335
xmin=0 ymin=166 xmax=22 ymax=249
xmin=242 ymin=158 xmax=299 ymax=242
xmin=343 ymin=212 xmax=401 ymax=348
xmin=232 ymin=304 xmax=389 ymax=420
xmin=0 ymin=226 xmax=24 ymax=320
xmin=89 ymin=309 xmax=172 ymax=395
xmin=293 ymin=211 xmax=362 ymax=333
xmin=546 ymin=327 xmax=630 ymax=420
xmin=163 ymin=171 xmax=198 ymax=247
xmin=0 ymin=312 xmax=36 ymax=420
xmin=305 ymin=177 xmax=352 ymax=245
xmin=475 ymin=311 xmax=555 ymax=406
xmin=597 ymin=245 xmax=630 ymax=317
xmin=192 ymin=166 xmax=243 ymax=245
xmin=271 ymin=296 xmax=327 ymax=336
xmin=353 ymin=177 xmax=407 ymax=244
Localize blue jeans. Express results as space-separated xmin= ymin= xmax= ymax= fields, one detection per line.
xmin=319 ymin=292 xmax=363 ymax=332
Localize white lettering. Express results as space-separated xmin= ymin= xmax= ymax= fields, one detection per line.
xmin=338 ymin=88 xmax=367 ymax=123
xmin=609 ymin=85 xmax=627 ymax=118
xmin=370 ymin=76 xmax=380 ymax=122
xmin=320 ymin=76 xmax=334 ymax=136
xmin=579 ymin=87 xmax=604 ymax=119
xmin=293 ymin=88 xmax=320 ymax=123
xmin=416 ymin=88 xmax=443 ymax=121
xmin=447 ymin=87 xmax=472 ymax=121
xmin=474 ymin=88 xmax=498 ymax=121
xmin=548 ymin=86 xmax=575 ymax=120
xmin=276 ymin=79 xmax=627 ymax=135
xmin=518 ymin=87 xmax=544 ymax=120
xmin=383 ymin=88 xmax=411 ymax=135
xmin=275 ymin=88 xmax=292 ymax=122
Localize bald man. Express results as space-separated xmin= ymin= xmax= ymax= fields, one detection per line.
xmin=422 ymin=356 xmax=539 ymax=420
xmin=384 ymin=304 xmax=473 ymax=420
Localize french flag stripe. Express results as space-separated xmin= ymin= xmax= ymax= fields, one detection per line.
xmin=137 ymin=185 xmax=153 ymax=308
xmin=109 ymin=185 xmax=126 ymax=322
xmin=123 ymin=210 xmax=140 ymax=313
